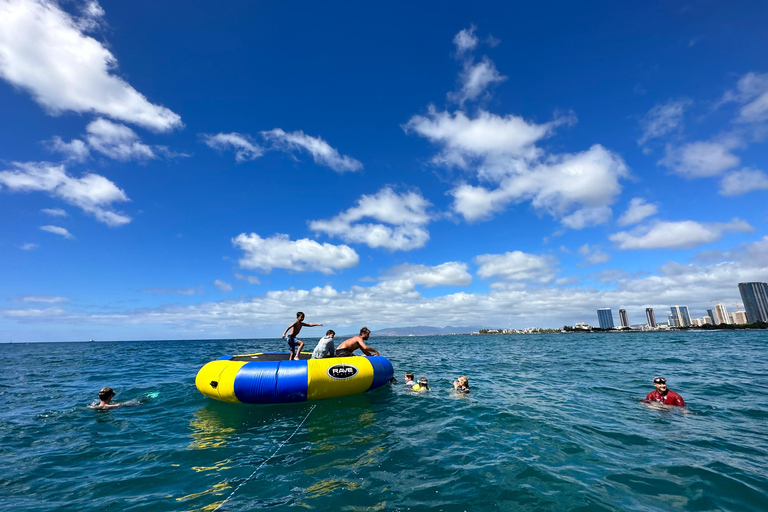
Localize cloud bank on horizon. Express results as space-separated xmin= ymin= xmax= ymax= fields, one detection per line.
xmin=0 ymin=0 xmax=767 ymax=341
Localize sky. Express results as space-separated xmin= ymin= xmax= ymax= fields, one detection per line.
xmin=1 ymin=0 xmax=767 ymax=342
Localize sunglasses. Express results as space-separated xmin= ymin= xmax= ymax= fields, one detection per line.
xmin=654 ymin=379 xmax=666 ymax=385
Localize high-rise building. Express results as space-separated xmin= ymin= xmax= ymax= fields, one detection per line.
xmin=646 ymin=308 xmax=657 ymax=327
xmin=707 ymin=309 xmax=718 ymax=325
xmin=738 ymin=282 xmax=768 ymax=324
xmin=715 ymin=303 xmax=730 ymax=324
xmin=731 ymin=311 xmax=748 ymax=324
xmin=671 ymin=306 xmax=692 ymax=327
xmin=597 ymin=308 xmax=614 ymax=329
xmin=668 ymin=314 xmax=678 ymax=327
xmin=619 ymin=309 xmax=629 ymax=327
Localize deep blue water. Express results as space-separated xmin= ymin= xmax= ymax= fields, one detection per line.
xmin=1 ymin=331 xmax=767 ymax=512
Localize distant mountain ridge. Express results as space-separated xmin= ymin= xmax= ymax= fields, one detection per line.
xmin=371 ymin=325 xmax=482 ymax=336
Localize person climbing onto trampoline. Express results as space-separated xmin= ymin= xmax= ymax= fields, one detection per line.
xmin=335 ymin=327 xmax=379 ymax=357
xmin=282 ymin=312 xmax=323 ymax=360
xmin=311 ymin=329 xmax=336 ymax=359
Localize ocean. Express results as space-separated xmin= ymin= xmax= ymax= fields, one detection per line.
xmin=1 ymin=331 xmax=767 ymax=511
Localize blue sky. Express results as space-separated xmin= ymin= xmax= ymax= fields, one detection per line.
xmin=1 ymin=0 xmax=767 ymax=341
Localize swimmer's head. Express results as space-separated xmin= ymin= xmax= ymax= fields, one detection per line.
xmin=457 ymin=376 xmax=469 ymax=388
xmin=418 ymin=377 xmax=429 ymax=389
xmin=653 ymin=377 xmax=667 ymax=391
xmin=98 ymin=387 xmax=115 ymax=401
xmin=405 ymin=372 xmax=414 ymax=381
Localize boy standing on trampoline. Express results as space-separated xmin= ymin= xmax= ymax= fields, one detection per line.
xmin=282 ymin=312 xmax=323 ymax=360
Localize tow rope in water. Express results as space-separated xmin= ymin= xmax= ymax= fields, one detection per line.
xmin=213 ymin=404 xmax=317 ymax=511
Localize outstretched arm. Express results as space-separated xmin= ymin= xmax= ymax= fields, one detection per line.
xmin=358 ymin=340 xmax=380 ymax=356
xmin=302 ymin=322 xmax=323 ymax=327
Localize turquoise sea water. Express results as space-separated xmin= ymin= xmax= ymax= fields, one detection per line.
xmin=1 ymin=331 xmax=768 ymax=512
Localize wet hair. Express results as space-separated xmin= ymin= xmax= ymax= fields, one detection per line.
xmin=326 ymin=329 xmax=335 ymax=336
xmin=405 ymin=372 xmax=414 ymax=380
xmin=418 ymin=377 xmax=429 ymax=389
xmin=457 ymin=375 xmax=469 ymax=388
xmin=360 ymin=327 xmax=371 ymax=335
xmin=297 ymin=312 xmax=305 ymax=319
xmin=98 ymin=387 xmax=115 ymax=400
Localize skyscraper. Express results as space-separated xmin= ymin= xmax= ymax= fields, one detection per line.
xmin=671 ymin=305 xmax=692 ymax=327
xmin=715 ymin=303 xmax=730 ymax=324
xmin=619 ymin=309 xmax=629 ymax=328
xmin=707 ymin=309 xmax=718 ymax=325
xmin=738 ymin=282 xmax=768 ymax=324
xmin=646 ymin=308 xmax=657 ymax=327
xmin=597 ymin=308 xmax=614 ymax=329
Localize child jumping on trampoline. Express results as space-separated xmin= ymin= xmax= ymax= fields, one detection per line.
xmin=282 ymin=312 xmax=323 ymax=360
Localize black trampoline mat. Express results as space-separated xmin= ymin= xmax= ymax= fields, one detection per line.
xmin=229 ymin=352 xmax=312 ymax=362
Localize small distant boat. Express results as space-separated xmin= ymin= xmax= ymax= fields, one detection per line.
xmin=89 ymin=339 xmax=94 ymax=343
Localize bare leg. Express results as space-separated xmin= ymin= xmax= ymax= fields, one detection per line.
xmin=289 ymin=347 xmax=295 ymax=360
xmin=295 ymin=340 xmax=305 ymax=360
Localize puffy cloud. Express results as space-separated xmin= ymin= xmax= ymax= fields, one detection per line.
xmin=41 ymin=207 xmax=67 ymax=217
xmin=721 ymin=72 xmax=768 ymax=124
xmin=450 ymin=145 xmax=628 ymax=224
xmin=381 ymin=262 xmax=472 ymax=288
xmin=609 ymin=219 xmax=753 ymax=250
xmin=233 ymin=233 xmax=359 ymax=274
xmin=202 ymin=132 xmax=263 ymax=162
xmin=85 ymin=118 xmax=155 ymax=161
xmin=261 ymin=128 xmax=362 ymax=173
xmin=474 ymin=251 xmax=559 ymax=282
xmin=453 ymin=25 xmax=478 ymax=55
xmin=48 ymin=137 xmax=90 ymax=162
xmin=638 ymin=98 xmax=691 ymax=146
xmin=0 ymin=162 xmax=131 ymax=226
xmin=214 ymin=280 xmax=233 ymax=292
xmin=660 ymin=140 xmax=740 ymax=178
xmin=617 ymin=198 xmax=658 ymax=226
xmin=309 ymin=187 xmax=431 ymax=251
xmin=0 ymin=0 xmax=181 ymax=131
xmin=40 ymin=225 xmax=74 ymax=239
xmin=449 ymin=57 xmax=507 ymax=105
xmin=719 ymin=168 xmax=768 ymax=196
xmin=578 ymin=244 xmax=611 ymax=265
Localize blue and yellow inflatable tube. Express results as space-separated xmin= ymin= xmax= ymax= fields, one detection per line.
xmin=196 ymin=353 xmax=394 ymax=404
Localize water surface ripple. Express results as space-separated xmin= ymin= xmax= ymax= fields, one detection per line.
xmin=1 ymin=331 xmax=767 ymax=511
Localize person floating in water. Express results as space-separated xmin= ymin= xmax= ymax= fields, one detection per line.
xmin=412 ymin=377 xmax=430 ymax=392
xmin=90 ymin=387 xmax=122 ymax=409
xmin=282 ymin=311 xmax=323 ymax=361
xmin=404 ymin=372 xmax=416 ymax=386
xmin=453 ymin=375 xmax=470 ymax=393
xmin=311 ymin=329 xmax=336 ymax=359
xmin=645 ymin=376 xmax=685 ymax=406
xmin=335 ymin=327 xmax=379 ymax=357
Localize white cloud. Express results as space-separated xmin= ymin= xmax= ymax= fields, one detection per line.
xmin=309 ymin=187 xmax=432 ymax=251
xmin=721 ymin=72 xmax=768 ymax=124
xmin=450 ymin=144 xmax=628 ymax=224
xmin=0 ymin=162 xmax=131 ymax=226
xmin=19 ymin=295 xmax=67 ymax=303
xmin=40 ymin=225 xmax=74 ymax=239
xmin=660 ymin=140 xmax=741 ymax=178
xmin=381 ymin=262 xmax=472 ymax=288
xmin=449 ymin=57 xmax=507 ymax=105
xmin=261 ymin=129 xmax=362 ymax=173
xmin=234 ymin=273 xmax=261 ymax=285
xmin=20 ymin=243 xmax=39 ymax=250
xmin=141 ymin=288 xmax=200 ymax=295
xmin=453 ymin=25 xmax=478 ymax=55
xmin=214 ymin=280 xmax=233 ymax=292
xmin=638 ymin=98 xmax=691 ymax=146
xmin=609 ymin=218 xmax=753 ymax=250
xmin=719 ymin=168 xmax=768 ymax=196
xmin=617 ymin=198 xmax=658 ymax=226
xmin=233 ymin=233 xmax=359 ymax=274
xmin=41 ymin=207 xmax=67 ymax=217
xmin=474 ymin=251 xmax=558 ymax=282
xmin=85 ymin=118 xmax=155 ymax=161
xmin=202 ymin=132 xmax=263 ymax=162
xmin=0 ymin=0 xmax=182 ymax=131
xmin=48 ymin=136 xmax=90 ymax=162
xmin=578 ymin=244 xmax=611 ymax=265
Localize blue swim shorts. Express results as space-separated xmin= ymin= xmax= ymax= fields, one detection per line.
xmin=286 ymin=335 xmax=298 ymax=350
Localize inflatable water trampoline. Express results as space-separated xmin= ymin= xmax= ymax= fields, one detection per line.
xmin=196 ymin=352 xmax=394 ymax=404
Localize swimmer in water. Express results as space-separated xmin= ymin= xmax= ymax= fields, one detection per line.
xmin=412 ymin=377 xmax=430 ymax=392
xmin=644 ymin=376 xmax=685 ymax=407
xmin=453 ymin=375 xmax=470 ymax=393
xmin=404 ymin=372 xmax=416 ymax=386
xmin=90 ymin=387 xmax=122 ymax=409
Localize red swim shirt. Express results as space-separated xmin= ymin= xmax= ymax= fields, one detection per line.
xmin=645 ymin=389 xmax=685 ymax=407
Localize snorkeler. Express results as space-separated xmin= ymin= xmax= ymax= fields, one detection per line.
xmin=645 ymin=377 xmax=685 ymax=406
xmin=412 ymin=377 xmax=430 ymax=392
